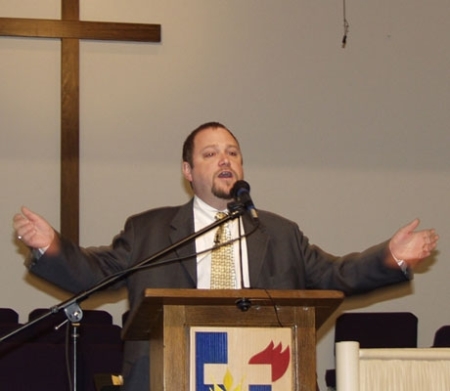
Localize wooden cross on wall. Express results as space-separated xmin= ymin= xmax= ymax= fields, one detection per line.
xmin=0 ymin=1 xmax=161 ymax=244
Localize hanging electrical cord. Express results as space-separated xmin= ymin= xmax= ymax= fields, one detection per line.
xmin=342 ymin=0 xmax=350 ymax=48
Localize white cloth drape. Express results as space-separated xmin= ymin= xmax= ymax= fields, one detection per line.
xmin=336 ymin=341 xmax=450 ymax=391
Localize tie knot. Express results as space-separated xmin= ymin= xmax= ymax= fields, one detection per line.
xmin=215 ymin=211 xmax=228 ymax=221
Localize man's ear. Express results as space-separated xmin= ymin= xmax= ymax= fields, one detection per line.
xmin=182 ymin=161 xmax=193 ymax=182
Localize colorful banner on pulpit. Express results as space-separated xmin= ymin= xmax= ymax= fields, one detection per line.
xmin=190 ymin=327 xmax=292 ymax=391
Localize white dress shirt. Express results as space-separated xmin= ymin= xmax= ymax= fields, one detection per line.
xmin=193 ymin=196 xmax=250 ymax=289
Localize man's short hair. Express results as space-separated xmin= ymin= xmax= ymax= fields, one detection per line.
xmin=182 ymin=121 xmax=239 ymax=167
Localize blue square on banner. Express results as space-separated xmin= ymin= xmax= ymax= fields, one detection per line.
xmin=196 ymin=332 xmax=228 ymax=391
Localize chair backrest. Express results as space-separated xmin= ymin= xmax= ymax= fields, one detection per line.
xmin=0 ymin=308 xmax=123 ymax=391
xmin=0 ymin=308 xmax=19 ymax=324
xmin=334 ymin=312 xmax=418 ymax=348
xmin=432 ymin=325 xmax=450 ymax=347
xmin=23 ymin=308 xmax=118 ymax=344
xmin=29 ymin=308 xmax=113 ymax=325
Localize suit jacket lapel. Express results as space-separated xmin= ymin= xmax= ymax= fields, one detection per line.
xmin=169 ymin=199 xmax=198 ymax=286
xmin=242 ymin=214 xmax=269 ymax=287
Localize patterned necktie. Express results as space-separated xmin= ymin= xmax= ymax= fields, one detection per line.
xmin=210 ymin=212 xmax=236 ymax=289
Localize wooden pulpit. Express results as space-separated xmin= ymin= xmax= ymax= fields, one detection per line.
xmin=122 ymin=288 xmax=343 ymax=391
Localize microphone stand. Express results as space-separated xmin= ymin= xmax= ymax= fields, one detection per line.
xmin=0 ymin=201 xmax=248 ymax=389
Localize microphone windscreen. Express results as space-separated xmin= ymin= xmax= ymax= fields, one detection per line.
xmin=230 ymin=180 xmax=250 ymax=198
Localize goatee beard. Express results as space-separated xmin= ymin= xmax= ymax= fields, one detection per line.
xmin=212 ymin=183 xmax=232 ymax=200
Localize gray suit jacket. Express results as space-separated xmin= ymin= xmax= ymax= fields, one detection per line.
xmin=28 ymin=199 xmax=408 ymax=390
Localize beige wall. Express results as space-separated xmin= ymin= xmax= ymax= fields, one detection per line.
xmin=1 ymin=1 xmax=449 ymax=389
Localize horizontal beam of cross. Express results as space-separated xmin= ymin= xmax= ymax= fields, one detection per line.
xmin=0 ymin=17 xmax=161 ymax=42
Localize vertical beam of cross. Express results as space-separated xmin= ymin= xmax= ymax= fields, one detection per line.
xmin=61 ymin=0 xmax=80 ymax=244
xmin=0 ymin=1 xmax=161 ymax=244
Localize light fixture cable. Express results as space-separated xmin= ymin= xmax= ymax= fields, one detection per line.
xmin=342 ymin=0 xmax=350 ymax=48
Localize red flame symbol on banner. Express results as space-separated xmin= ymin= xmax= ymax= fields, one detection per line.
xmin=248 ymin=341 xmax=290 ymax=382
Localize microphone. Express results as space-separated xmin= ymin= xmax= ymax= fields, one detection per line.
xmin=230 ymin=180 xmax=259 ymax=221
